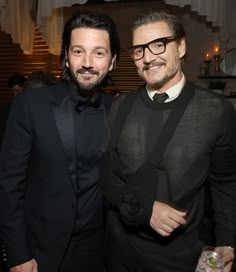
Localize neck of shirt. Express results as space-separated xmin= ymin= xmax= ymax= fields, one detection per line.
xmin=146 ymin=74 xmax=186 ymax=103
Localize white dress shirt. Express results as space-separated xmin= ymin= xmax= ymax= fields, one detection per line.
xmin=147 ymin=74 xmax=186 ymax=102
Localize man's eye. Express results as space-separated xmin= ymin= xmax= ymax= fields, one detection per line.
xmin=72 ymin=49 xmax=83 ymax=55
xmin=95 ymin=50 xmax=106 ymax=57
xmin=133 ymin=48 xmax=143 ymax=56
xmin=153 ymin=42 xmax=164 ymax=49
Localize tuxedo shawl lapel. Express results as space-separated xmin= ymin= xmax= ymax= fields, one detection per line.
xmin=50 ymin=82 xmax=77 ymax=194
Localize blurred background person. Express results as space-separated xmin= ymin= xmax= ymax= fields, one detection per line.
xmin=7 ymin=73 xmax=26 ymax=97
xmin=23 ymin=70 xmax=57 ymax=90
xmin=0 ymin=73 xmax=26 ymax=150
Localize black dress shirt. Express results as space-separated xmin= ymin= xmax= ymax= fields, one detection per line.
xmin=69 ymin=87 xmax=106 ymax=233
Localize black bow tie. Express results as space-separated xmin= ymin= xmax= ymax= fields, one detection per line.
xmin=71 ymin=94 xmax=101 ymax=113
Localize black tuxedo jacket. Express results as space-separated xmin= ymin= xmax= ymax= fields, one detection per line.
xmin=0 ymin=102 xmax=11 ymax=150
xmin=0 ymin=81 xmax=111 ymax=271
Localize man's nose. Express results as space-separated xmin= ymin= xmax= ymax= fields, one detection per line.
xmin=142 ymin=47 xmax=156 ymax=63
xmin=82 ymin=54 xmax=93 ymax=68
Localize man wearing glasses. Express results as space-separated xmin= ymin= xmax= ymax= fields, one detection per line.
xmin=101 ymin=9 xmax=236 ymax=272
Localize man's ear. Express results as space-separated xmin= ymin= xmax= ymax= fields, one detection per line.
xmin=109 ymin=54 xmax=117 ymax=72
xmin=178 ymin=38 xmax=186 ymax=59
xmin=65 ymin=51 xmax=69 ymax=67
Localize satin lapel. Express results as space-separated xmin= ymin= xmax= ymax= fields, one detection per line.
xmin=52 ymin=96 xmax=77 ymax=194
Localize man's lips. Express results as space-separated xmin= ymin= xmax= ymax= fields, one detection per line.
xmin=76 ymin=68 xmax=99 ymax=75
xmin=143 ymin=62 xmax=165 ymax=71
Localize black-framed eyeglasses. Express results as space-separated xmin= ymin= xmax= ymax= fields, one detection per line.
xmin=128 ymin=36 xmax=180 ymax=61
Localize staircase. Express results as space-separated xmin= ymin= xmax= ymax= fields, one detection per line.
xmin=23 ymin=26 xmax=60 ymax=79
xmin=0 ymin=26 xmax=60 ymax=105
xmin=0 ymin=30 xmax=23 ymax=104
xmin=0 ymin=25 xmax=144 ymax=106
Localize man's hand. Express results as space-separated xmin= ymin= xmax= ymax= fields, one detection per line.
xmin=215 ymin=246 xmax=235 ymax=272
xmin=10 ymin=259 xmax=38 ymax=272
xmin=150 ymin=201 xmax=187 ymax=236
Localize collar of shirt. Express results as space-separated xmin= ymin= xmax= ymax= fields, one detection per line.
xmin=146 ymin=74 xmax=186 ymax=102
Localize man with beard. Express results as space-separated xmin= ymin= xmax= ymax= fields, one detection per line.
xmin=101 ymin=9 xmax=236 ymax=272
xmin=0 ymin=11 xmax=119 ymax=272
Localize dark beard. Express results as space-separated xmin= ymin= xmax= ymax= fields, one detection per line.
xmin=151 ymin=74 xmax=173 ymax=90
xmin=69 ymin=68 xmax=107 ymax=96
xmin=145 ymin=63 xmax=179 ymax=90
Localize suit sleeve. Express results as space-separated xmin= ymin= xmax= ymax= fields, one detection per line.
xmin=100 ymin=97 xmax=154 ymax=227
xmin=209 ymin=101 xmax=236 ymax=247
xmin=0 ymin=93 xmax=34 ymax=267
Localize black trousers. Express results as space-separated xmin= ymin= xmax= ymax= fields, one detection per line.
xmin=0 ymin=260 xmax=8 ymax=272
xmin=59 ymin=228 xmax=105 ymax=272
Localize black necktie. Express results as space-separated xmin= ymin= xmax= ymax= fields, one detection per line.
xmin=153 ymin=92 xmax=169 ymax=103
